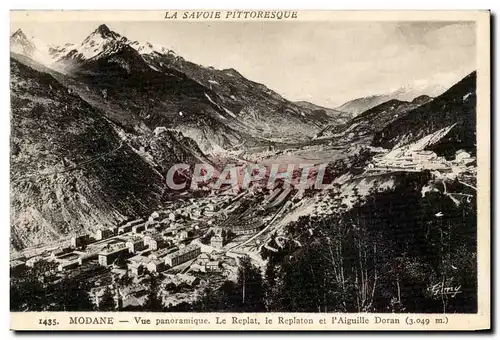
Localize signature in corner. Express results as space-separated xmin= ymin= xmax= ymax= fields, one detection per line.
xmin=428 ymin=283 xmax=462 ymax=298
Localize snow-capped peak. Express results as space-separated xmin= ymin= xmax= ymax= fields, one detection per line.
xmin=11 ymin=29 xmax=27 ymax=41
xmin=69 ymin=24 xmax=128 ymax=60
xmin=11 ymin=29 xmax=34 ymax=52
xmin=129 ymin=40 xmax=174 ymax=55
xmin=10 ymin=29 xmax=55 ymax=65
xmin=11 ymin=24 xmax=177 ymax=70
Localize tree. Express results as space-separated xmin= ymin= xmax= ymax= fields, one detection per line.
xmin=236 ymin=256 xmax=265 ymax=312
xmin=55 ymin=276 xmax=94 ymax=311
xmin=10 ymin=259 xmax=60 ymax=311
xmin=98 ymin=287 xmax=116 ymax=311
xmin=144 ymin=273 xmax=163 ymax=311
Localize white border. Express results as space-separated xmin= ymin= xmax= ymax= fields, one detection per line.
xmin=2 ymin=1 xmax=498 ymax=339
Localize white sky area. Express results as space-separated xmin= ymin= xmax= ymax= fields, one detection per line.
xmin=10 ymin=21 xmax=476 ymax=107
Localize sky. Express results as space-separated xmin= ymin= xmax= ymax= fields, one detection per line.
xmin=10 ymin=21 xmax=476 ymax=107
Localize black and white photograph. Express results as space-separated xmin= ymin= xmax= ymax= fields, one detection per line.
xmin=8 ymin=10 xmax=490 ymax=330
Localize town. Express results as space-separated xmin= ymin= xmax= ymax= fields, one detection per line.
xmin=10 ymin=184 xmax=301 ymax=309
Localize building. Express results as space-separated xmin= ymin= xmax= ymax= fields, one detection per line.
xmin=146 ymin=235 xmax=167 ymax=251
xmin=146 ymin=259 xmax=166 ymax=273
xmin=118 ymin=225 xmax=132 ymax=234
xmin=232 ymin=223 xmax=262 ymax=236
xmin=96 ymin=228 xmax=114 ymax=241
xmin=71 ymin=234 xmax=90 ymax=248
xmin=411 ymin=150 xmax=437 ymax=162
xmin=169 ymin=212 xmax=179 ymax=221
xmin=210 ymin=235 xmax=224 ymax=248
xmin=455 ymin=150 xmax=471 ymax=161
xmin=149 ymin=211 xmax=160 ymax=221
xmin=126 ymin=237 xmax=146 ymax=254
xmin=118 ymin=219 xmax=144 ymax=234
xmin=196 ymin=253 xmax=211 ymax=265
xmin=164 ymin=244 xmax=201 ymax=267
xmin=98 ymin=243 xmax=129 ymax=266
xmin=178 ymin=230 xmax=189 ymax=241
xmin=206 ymin=203 xmax=217 ymax=212
xmin=205 ymin=261 xmax=222 ymax=272
xmin=127 ymin=256 xmax=149 ymax=276
xmin=132 ymin=224 xmax=146 ymax=234
xmin=455 ymin=150 xmax=475 ymax=164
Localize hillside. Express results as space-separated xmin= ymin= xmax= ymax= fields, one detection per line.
xmin=10 ymin=58 xmax=208 ymax=249
xmin=316 ymin=95 xmax=432 ymax=140
xmin=294 ymin=100 xmax=353 ymax=124
xmin=336 ymin=94 xmax=394 ymax=117
xmin=372 ymin=72 xmax=476 ymax=158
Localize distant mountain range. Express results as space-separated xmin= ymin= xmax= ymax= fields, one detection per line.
xmin=294 ymin=101 xmax=353 ymax=124
xmin=11 ymin=25 xmax=343 ymax=153
xmin=317 ymin=95 xmax=433 ymax=140
xmin=335 ymin=77 xmax=466 ymax=117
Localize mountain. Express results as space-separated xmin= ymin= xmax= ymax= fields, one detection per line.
xmin=316 ymin=95 xmax=432 ymax=140
xmin=372 ymin=72 xmax=476 ymax=158
xmin=9 ymin=57 xmax=211 ymax=250
xmin=10 ymin=29 xmax=52 ymax=65
xmin=336 ymin=94 xmax=394 ymax=117
xmin=11 ymin=25 xmax=333 ymax=153
xmin=335 ymin=80 xmax=446 ymax=117
xmin=294 ymin=101 xmax=353 ymax=124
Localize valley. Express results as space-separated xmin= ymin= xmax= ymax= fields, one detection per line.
xmin=10 ymin=23 xmax=478 ymax=314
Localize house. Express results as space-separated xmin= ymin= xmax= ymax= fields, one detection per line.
xmin=118 ymin=225 xmax=132 ymax=234
xmin=118 ymin=219 xmax=144 ymax=234
xmin=411 ymin=150 xmax=437 ymax=162
xmin=206 ymin=203 xmax=217 ymax=212
xmin=146 ymin=259 xmax=166 ymax=273
xmin=210 ymin=235 xmax=224 ymax=248
xmin=146 ymin=235 xmax=167 ymax=251
xmin=127 ymin=255 xmax=150 ymax=276
xmin=127 ymin=262 xmax=145 ymax=277
xmin=126 ymin=237 xmax=146 ymax=254
xmin=148 ymin=248 xmax=172 ymax=260
xmin=98 ymin=243 xmax=129 ymax=266
xmin=96 ymin=228 xmax=114 ymax=241
xmin=149 ymin=211 xmax=160 ymax=221
xmin=210 ymin=250 xmax=223 ymax=261
xmin=205 ymin=261 xmax=222 ymax=272
xmin=132 ymin=224 xmax=146 ymax=234
xmin=164 ymin=244 xmax=201 ymax=267
xmin=71 ymin=234 xmax=90 ymax=248
xmin=178 ymin=230 xmax=189 ymax=241
xmin=455 ymin=150 xmax=471 ymax=161
xmin=455 ymin=150 xmax=475 ymax=164
xmin=196 ymin=253 xmax=211 ymax=265
xmin=232 ymin=224 xmax=261 ymax=236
